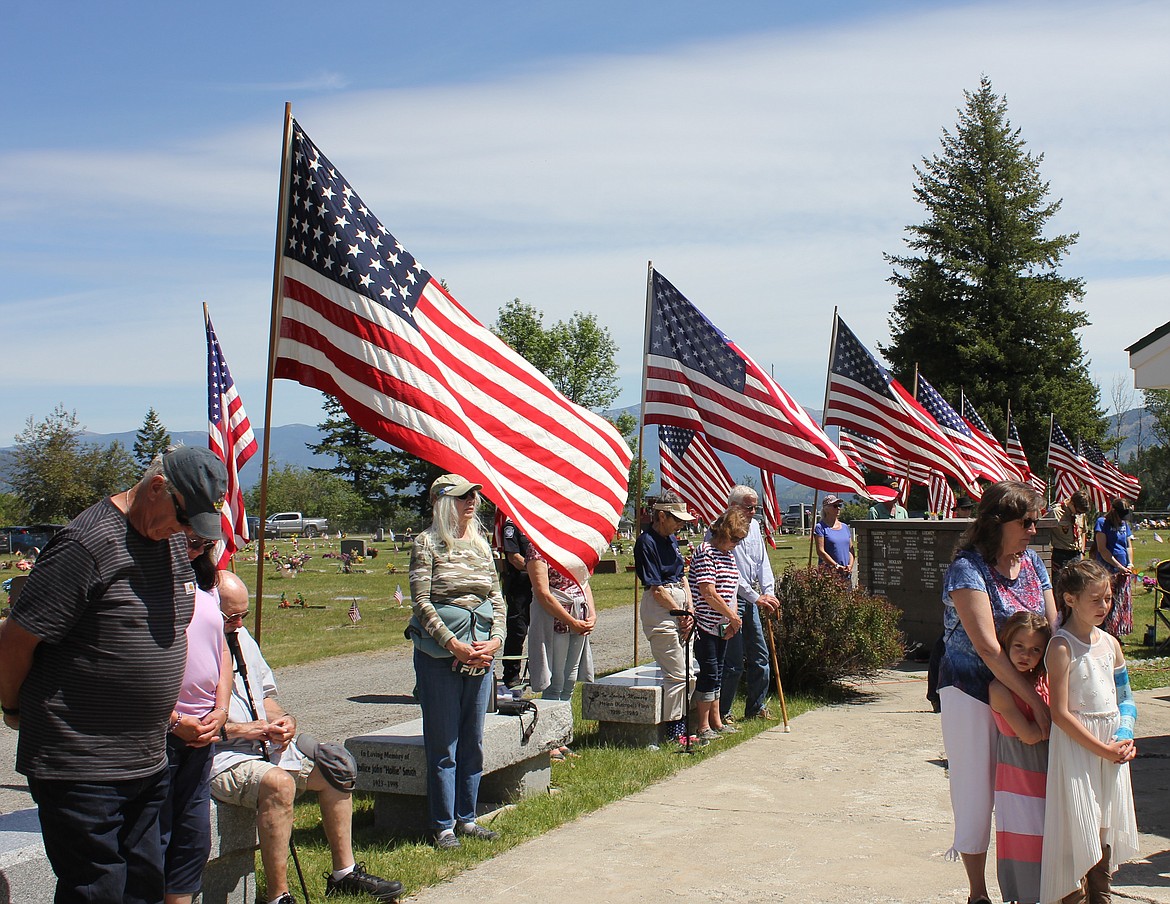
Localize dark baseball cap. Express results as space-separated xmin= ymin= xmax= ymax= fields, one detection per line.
xmin=162 ymin=446 xmax=228 ymax=540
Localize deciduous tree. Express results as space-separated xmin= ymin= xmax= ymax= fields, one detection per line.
xmin=6 ymin=406 xmax=137 ymax=522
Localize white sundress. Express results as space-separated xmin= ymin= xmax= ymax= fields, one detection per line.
xmin=1039 ymin=627 xmax=1140 ymax=904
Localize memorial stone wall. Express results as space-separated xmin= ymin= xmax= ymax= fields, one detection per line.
xmin=854 ymin=518 xmax=1055 ymax=646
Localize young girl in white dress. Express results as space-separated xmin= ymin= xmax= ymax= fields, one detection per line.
xmin=1040 ymin=560 xmax=1139 ymax=904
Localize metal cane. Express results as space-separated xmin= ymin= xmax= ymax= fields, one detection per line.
xmin=669 ymin=609 xmax=695 ymax=753
xmin=227 ymin=631 xmax=312 ymax=904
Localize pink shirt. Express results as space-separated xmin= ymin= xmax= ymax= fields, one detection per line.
xmin=175 ymin=586 xmax=225 ymax=718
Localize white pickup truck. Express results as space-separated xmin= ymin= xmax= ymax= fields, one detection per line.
xmin=264 ymin=512 xmax=330 ymax=538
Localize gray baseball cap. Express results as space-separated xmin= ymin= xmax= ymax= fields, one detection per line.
xmin=161 ymin=446 xmax=228 ymax=540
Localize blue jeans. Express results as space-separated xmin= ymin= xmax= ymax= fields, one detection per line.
xmin=720 ymin=600 xmax=771 ymax=717
xmin=29 ymin=769 xmax=168 ymax=904
xmin=692 ymin=629 xmax=727 ymax=700
xmin=414 ymin=648 xmax=492 ymax=833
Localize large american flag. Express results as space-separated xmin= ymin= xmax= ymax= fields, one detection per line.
xmin=960 ymin=396 xmax=1023 ymax=482
xmin=1006 ymin=414 xmax=1046 ymax=495
xmin=916 ymin=376 xmax=1010 ymax=483
xmin=824 ymin=317 xmax=979 ymax=497
xmin=642 ymin=270 xmax=866 ymax=495
xmin=206 ymin=312 xmax=257 ymax=567
xmin=658 ymin=425 xmax=734 ymax=525
xmin=1081 ymin=439 xmax=1141 ymax=500
xmin=273 ymin=122 xmax=631 ymax=581
xmin=1048 ymin=422 xmax=1106 ymax=509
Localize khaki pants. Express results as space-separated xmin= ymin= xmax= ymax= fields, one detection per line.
xmin=1061 ymin=845 xmax=1112 ymax=904
xmin=639 ymin=587 xmax=691 ymax=722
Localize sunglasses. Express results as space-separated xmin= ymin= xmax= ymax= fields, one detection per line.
xmin=168 ymin=488 xmax=190 ymax=526
xmin=1019 ymin=517 xmax=1039 ymax=529
xmin=456 ymin=490 xmax=478 ymax=501
xmin=187 ymin=536 xmax=216 ymax=550
xmin=222 ymin=610 xmax=249 ymax=624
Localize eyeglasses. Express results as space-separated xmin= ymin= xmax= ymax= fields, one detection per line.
xmin=168 ymin=488 xmax=190 ymax=526
xmin=456 ymin=490 xmax=478 ymax=501
xmin=1019 ymin=517 xmax=1039 ymax=529
xmin=222 ymin=610 xmax=249 ymax=624
xmin=187 ymin=536 xmax=215 ymax=550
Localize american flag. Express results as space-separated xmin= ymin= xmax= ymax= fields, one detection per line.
xmin=760 ymin=470 xmax=781 ymax=547
xmin=824 ymin=317 xmax=979 ymax=496
xmin=928 ymin=471 xmax=956 ymax=518
xmin=642 ymin=270 xmax=866 ymax=495
xmin=838 ymin=429 xmax=929 ymax=484
xmin=1081 ymin=439 xmax=1141 ymax=500
xmin=1048 ymin=422 xmax=1106 ymax=509
xmin=658 ymin=425 xmax=734 ymax=525
xmin=273 ymin=121 xmax=631 ymax=582
xmin=394 ymin=584 xmax=405 ymax=607
xmin=915 ymin=376 xmax=1010 ymax=483
xmin=348 ymin=599 xmax=361 ymax=624
xmin=1006 ymin=414 xmax=1046 ymax=494
xmin=960 ymin=395 xmax=1023 ymax=481
xmin=206 ymin=311 xmax=257 ymax=568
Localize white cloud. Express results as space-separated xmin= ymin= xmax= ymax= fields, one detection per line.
xmin=1 ymin=0 xmax=1168 ymax=442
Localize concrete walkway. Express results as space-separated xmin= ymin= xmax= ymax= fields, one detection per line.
xmin=412 ymin=670 xmax=1170 ymax=904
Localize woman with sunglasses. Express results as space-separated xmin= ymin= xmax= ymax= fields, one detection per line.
xmin=937 ymin=481 xmax=1058 ymax=904
xmin=407 ymin=474 xmax=506 ymax=850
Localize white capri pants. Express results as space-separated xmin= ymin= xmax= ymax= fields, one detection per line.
xmin=940 ymin=685 xmax=998 ymax=856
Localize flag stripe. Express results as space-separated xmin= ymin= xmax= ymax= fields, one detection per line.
xmin=658 ymin=426 xmax=734 ymax=525
xmin=207 ymin=313 xmax=257 ymax=568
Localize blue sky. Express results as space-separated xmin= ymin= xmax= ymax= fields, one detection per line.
xmin=3 ymin=1 xmax=1167 ymax=447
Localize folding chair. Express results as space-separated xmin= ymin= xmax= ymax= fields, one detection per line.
xmin=1153 ymin=559 xmax=1170 ymax=654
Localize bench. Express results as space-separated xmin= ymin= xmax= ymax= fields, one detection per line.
xmin=346 ymin=699 xmax=573 ymax=835
xmin=0 ymin=800 xmax=257 ymax=904
xmin=581 ymin=664 xmax=685 ymax=746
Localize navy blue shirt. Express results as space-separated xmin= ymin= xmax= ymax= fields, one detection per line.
xmin=634 ymin=527 xmax=685 ymax=586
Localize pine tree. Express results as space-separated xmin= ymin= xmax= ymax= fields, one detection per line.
xmin=133 ymin=407 xmax=172 ymax=469
xmin=882 ymin=76 xmax=1104 ymax=467
xmin=307 ymin=396 xmax=405 ymax=524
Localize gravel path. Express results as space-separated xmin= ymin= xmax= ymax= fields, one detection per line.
xmin=0 ymin=602 xmax=645 ymax=814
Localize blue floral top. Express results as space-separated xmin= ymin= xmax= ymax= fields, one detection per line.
xmin=939 ymin=548 xmax=1051 ymax=704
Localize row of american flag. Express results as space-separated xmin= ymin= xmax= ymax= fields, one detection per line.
xmin=200 ymin=115 xmax=1140 ymax=577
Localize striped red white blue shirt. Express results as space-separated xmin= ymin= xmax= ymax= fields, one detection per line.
xmin=687 ymin=541 xmax=741 ymax=637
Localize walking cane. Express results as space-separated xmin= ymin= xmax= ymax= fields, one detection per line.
xmin=762 ymin=611 xmax=790 ymax=732
xmin=227 ymin=631 xmax=313 ymax=904
xmin=669 ymin=609 xmax=695 ymax=753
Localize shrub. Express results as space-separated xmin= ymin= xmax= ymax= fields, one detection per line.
xmin=771 ymin=566 xmax=904 ymax=692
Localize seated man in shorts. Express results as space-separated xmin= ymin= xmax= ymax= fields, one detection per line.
xmin=211 ymin=572 xmax=402 ymax=904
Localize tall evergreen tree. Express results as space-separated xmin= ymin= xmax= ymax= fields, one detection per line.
xmin=133 ymin=407 xmax=172 ymax=469
xmin=307 ymin=396 xmax=402 ymax=524
xmin=882 ymin=76 xmax=1103 ymax=467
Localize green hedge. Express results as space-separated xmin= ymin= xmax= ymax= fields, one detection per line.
xmin=772 ymin=566 xmax=905 ymax=692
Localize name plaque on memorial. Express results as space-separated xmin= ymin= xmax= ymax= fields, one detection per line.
xmin=855 ymin=519 xmax=1054 ymax=646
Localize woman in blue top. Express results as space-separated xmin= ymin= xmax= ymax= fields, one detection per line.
xmin=938 ymin=481 xmax=1058 ymax=904
xmin=1094 ymin=498 xmax=1138 ymax=638
xmin=813 ymin=494 xmax=853 ymax=582
xmin=633 ymin=491 xmax=696 ymax=740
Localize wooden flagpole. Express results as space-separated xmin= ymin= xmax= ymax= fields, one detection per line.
xmin=252 ymin=102 xmax=295 ymax=643
xmin=631 ymin=261 xmax=656 ymax=665
xmin=809 ymin=310 xmax=842 ymax=566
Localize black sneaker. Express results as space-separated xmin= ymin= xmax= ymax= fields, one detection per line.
xmin=325 ymin=862 xmax=403 ymax=901
xmin=454 ymin=821 xmax=499 ymax=841
xmin=268 ymin=894 xmax=296 ymax=904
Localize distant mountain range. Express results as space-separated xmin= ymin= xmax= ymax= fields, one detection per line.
xmin=2 ymin=405 xmax=1154 ymax=507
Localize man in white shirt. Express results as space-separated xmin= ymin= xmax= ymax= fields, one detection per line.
xmin=719 ymin=486 xmax=780 ymax=721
